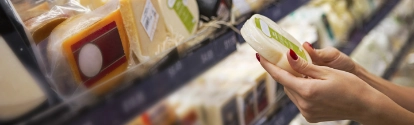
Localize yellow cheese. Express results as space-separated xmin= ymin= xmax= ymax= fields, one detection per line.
xmin=48 ymin=1 xmax=130 ymax=96
xmin=120 ymin=0 xmax=170 ymax=63
xmin=0 ymin=36 xmax=46 ymax=121
xmin=157 ymin=0 xmax=199 ymax=38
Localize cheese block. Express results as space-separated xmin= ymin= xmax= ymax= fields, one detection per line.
xmin=236 ymin=84 xmax=257 ymax=125
xmin=48 ymin=0 xmax=130 ymax=96
xmin=157 ymin=0 xmax=199 ymax=38
xmin=120 ymin=0 xmax=170 ymax=63
xmin=241 ymin=14 xmax=312 ymax=77
xmin=0 ymin=36 xmax=46 ymax=121
xmin=28 ymin=17 xmax=68 ymax=44
xmin=203 ymin=89 xmax=240 ymax=125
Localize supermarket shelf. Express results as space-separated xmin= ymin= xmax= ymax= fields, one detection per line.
xmin=266 ymin=0 xmax=401 ymax=124
xmin=65 ymin=1 xmax=312 ymax=125
xmin=10 ymin=0 xmax=313 ymax=124
xmin=339 ymin=0 xmax=401 ymax=55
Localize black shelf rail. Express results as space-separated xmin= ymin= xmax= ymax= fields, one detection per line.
xmin=266 ymin=0 xmax=401 ymax=124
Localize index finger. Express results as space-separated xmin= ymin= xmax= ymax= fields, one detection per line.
xmin=259 ymin=54 xmax=306 ymax=90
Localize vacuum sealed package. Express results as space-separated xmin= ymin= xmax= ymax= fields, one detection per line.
xmin=24 ymin=0 xmax=90 ymax=44
xmin=157 ymin=0 xmax=199 ymax=38
xmin=120 ymin=0 xmax=174 ymax=63
xmin=47 ymin=0 xmax=130 ymax=98
xmin=241 ymin=14 xmax=312 ymax=77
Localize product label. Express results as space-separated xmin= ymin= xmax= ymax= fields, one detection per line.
xmin=168 ymin=0 xmax=196 ymax=33
xmin=221 ymin=98 xmax=240 ymax=125
xmin=243 ymin=91 xmax=256 ymax=124
xmin=141 ymin=0 xmax=159 ymax=41
xmin=256 ymin=80 xmax=269 ymax=113
xmin=71 ymin=21 xmax=126 ymax=87
xmin=255 ymin=18 xmax=308 ymax=61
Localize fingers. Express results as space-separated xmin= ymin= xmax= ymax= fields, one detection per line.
xmin=259 ymin=55 xmax=306 ymax=90
xmin=302 ymin=42 xmax=342 ymax=65
xmin=287 ymin=49 xmax=329 ymax=79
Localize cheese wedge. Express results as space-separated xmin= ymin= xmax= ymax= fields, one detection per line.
xmin=120 ymin=0 xmax=170 ymax=63
xmin=0 ymin=36 xmax=46 ymax=121
xmin=241 ymin=14 xmax=312 ymax=76
xmin=157 ymin=0 xmax=199 ymax=38
xmin=48 ymin=0 xmax=129 ymax=96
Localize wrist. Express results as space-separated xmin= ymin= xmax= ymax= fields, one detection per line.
xmin=353 ymin=89 xmax=384 ymax=124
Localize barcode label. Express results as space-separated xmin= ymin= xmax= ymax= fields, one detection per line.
xmin=141 ymin=0 xmax=159 ymax=41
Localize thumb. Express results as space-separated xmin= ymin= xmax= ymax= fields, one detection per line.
xmin=303 ymin=43 xmax=342 ymax=65
xmin=287 ymin=49 xmax=329 ymax=79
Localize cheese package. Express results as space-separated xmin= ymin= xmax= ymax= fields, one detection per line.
xmin=241 ymin=14 xmax=312 ymax=76
xmin=48 ymin=0 xmax=130 ymax=97
xmin=120 ymin=0 xmax=174 ymax=63
xmin=24 ymin=1 xmax=90 ymax=44
xmin=235 ymin=84 xmax=257 ymax=125
xmin=157 ymin=0 xmax=199 ymax=38
xmin=0 ymin=36 xmax=46 ymax=121
xmin=202 ymin=89 xmax=240 ymax=125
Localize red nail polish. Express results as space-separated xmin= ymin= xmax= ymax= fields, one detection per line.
xmin=306 ymin=42 xmax=314 ymax=49
xmin=256 ymin=53 xmax=260 ymax=62
xmin=289 ymin=49 xmax=298 ymax=60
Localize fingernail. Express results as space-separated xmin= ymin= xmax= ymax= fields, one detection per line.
xmin=289 ymin=49 xmax=298 ymax=60
xmin=256 ymin=53 xmax=260 ymax=62
xmin=306 ymin=42 xmax=314 ymax=49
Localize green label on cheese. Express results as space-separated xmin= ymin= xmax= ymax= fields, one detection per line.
xmin=254 ymin=17 xmax=307 ymax=61
xmin=169 ymin=0 xmax=196 ymax=33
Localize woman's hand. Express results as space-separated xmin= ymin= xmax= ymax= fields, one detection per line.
xmin=257 ymin=50 xmax=405 ymax=124
xmin=302 ymin=42 xmax=360 ymax=75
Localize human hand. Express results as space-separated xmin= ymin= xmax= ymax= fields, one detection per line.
xmin=258 ymin=50 xmax=385 ymax=123
xmin=302 ymin=42 xmax=360 ymax=75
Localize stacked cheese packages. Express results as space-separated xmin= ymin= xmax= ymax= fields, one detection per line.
xmin=127 ymin=44 xmax=278 ymax=125
xmin=20 ymin=0 xmax=202 ymax=99
xmin=351 ymin=0 xmax=414 ymax=77
xmin=275 ymin=0 xmax=385 ymax=48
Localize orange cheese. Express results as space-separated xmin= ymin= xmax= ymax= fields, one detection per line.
xmin=120 ymin=0 xmax=170 ymax=63
xmin=61 ymin=9 xmax=130 ymax=94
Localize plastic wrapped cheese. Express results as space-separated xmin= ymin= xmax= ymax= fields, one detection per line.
xmin=0 ymin=36 xmax=46 ymax=121
xmin=241 ymin=14 xmax=312 ymax=77
xmin=24 ymin=1 xmax=90 ymax=44
xmin=48 ymin=0 xmax=130 ymax=97
xmin=157 ymin=0 xmax=199 ymax=38
xmin=120 ymin=0 xmax=172 ymax=63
